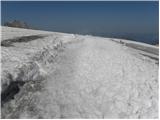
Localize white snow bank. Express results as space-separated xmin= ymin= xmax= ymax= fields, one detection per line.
xmin=1 ymin=29 xmax=56 ymax=93
xmin=111 ymin=38 xmax=158 ymax=55
xmin=112 ymin=38 xmax=158 ymax=49
xmin=1 ymin=26 xmax=82 ymax=94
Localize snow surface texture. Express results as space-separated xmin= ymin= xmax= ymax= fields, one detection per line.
xmin=1 ymin=26 xmax=158 ymax=118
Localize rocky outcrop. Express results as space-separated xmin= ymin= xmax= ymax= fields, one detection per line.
xmin=4 ymin=20 xmax=30 ymax=29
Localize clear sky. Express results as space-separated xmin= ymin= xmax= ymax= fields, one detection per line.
xmin=1 ymin=1 xmax=159 ymax=44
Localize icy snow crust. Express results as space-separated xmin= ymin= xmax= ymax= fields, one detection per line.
xmin=1 ymin=26 xmax=158 ymax=118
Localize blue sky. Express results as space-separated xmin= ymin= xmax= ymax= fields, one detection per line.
xmin=1 ymin=1 xmax=159 ymax=44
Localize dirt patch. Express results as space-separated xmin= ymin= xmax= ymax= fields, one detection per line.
xmin=1 ymin=79 xmax=46 ymax=119
xmin=1 ymin=81 xmax=25 ymax=106
xmin=1 ymin=35 xmax=46 ymax=47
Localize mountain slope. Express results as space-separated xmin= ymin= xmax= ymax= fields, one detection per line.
xmin=1 ymin=26 xmax=158 ymax=119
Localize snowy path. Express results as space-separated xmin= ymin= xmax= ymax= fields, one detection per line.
xmin=1 ymin=27 xmax=158 ymax=119
xmin=22 ymin=36 xmax=158 ymax=118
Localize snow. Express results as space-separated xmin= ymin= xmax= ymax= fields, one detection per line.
xmin=1 ymin=26 xmax=53 ymax=40
xmin=111 ymin=38 xmax=159 ymax=50
xmin=111 ymin=38 xmax=159 ymax=55
xmin=1 ymin=27 xmax=158 ymax=118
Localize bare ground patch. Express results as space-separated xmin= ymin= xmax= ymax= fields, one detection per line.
xmin=1 ymin=35 xmax=46 ymax=47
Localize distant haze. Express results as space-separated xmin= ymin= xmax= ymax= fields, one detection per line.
xmin=1 ymin=1 xmax=159 ymax=44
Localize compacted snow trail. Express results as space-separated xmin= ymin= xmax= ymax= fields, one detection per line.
xmin=40 ymin=36 xmax=158 ymax=119
xmin=12 ymin=36 xmax=157 ymax=119
xmin=1 ymin=27 xmax=158 ymax=119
